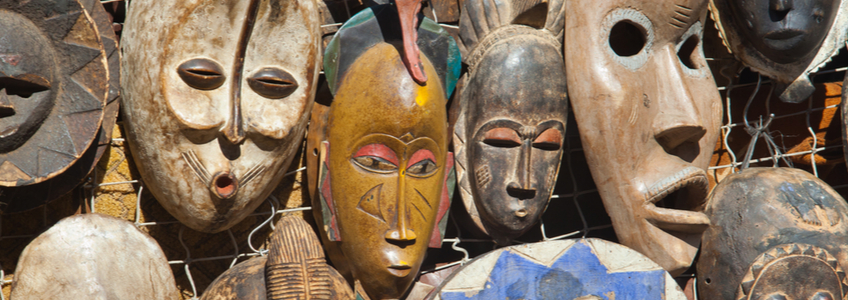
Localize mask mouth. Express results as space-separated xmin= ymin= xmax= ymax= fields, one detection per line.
xmin=387 ymin=263 xmax=412 ymax=277
xmin=211 ymin=172 xmax=239 ymax=200
xmin=763 ymin=29 xmax=805 ymax=49
xmin=643 ymin=166 xmax=710 ymax=234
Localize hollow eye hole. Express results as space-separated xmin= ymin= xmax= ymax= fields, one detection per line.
xmin=247 ymin=68 xmax=298 ymax=99
xmin=677 ymin=35 xmax=701 ymax=69
xmin=177 ymin=58 xmax=226 ymax=90
xmin=352 ymin=144 xmax=399 ymax=173
xmin=0 ymin=74 xmax=51 ymax=98
xmin=532 ymin=128 xmax=563 ymax=151
xmin=407 ymin=149 xmax=437 ymax=177
xmin=483 ymin=127 xmax=521 ymax=148
xmin=609 ymin=20 xmax=647 ymax=57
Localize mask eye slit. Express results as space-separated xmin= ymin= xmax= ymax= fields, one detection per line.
xmin=532 ymin=128 xmax=563 ymax=151
xmin=406 ymin=149 xmax=438 ymax=177
xmin=483 ymin=127 xmax=522 ymax=148
xmin=177 ymin=58 xmax=226 ymax=90
xmin=352 ymin=144 xmax=399 ymax=173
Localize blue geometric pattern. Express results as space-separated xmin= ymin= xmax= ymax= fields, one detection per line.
xmin=441 ymin=242 xmax=667 ymax=300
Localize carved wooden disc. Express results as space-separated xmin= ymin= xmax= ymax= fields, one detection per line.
xmin=11 ymin=213 xmax=179 ymax=299
xmin=0 ymin=0 xmax=107 ymax=187
xmin=428 ymin=238 xmax=687 ymax=300
xmin=0 ymin=0 xmax=117 ymax=213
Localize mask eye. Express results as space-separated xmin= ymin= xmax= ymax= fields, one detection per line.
xmin=352 ymin=144 xmax=399 ymax=173
xmin=483 ymin=127 xmax=521 ymax=148
xmin=177 ymin=58 xmax=226 ymax=90
xmin=0 ymin=74 xmax=51 ymax=98
xmin=811 ymin=291 xmax=834 ymax=300
xmin=603 ymin=8 xmax=653 ymax=70
xmin=247 ymin=68 xmax=298 ymax=99
xmin=764 ymin=293 xmax=787 ymax=300
xmin=676 ymin=22 xmax=707 ymax=76
xmin=532 ymin=128 xmax=562 ymax=151
xmin=406 ymin=149 xmax=438 ymax=177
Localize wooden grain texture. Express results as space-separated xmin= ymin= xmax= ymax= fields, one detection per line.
xmin=10 ymin=213 xmax=179 ymax=299
xmin=428 ymin=238 xmax=686 ymax=300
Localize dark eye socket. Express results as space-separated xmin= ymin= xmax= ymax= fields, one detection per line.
xmin=609 ymin=20 xmax=646 ymax=57
xmin=483 ymin=127 xmax=522 ymax=148
xmin=177 ymin=58 xmax=226 ymax=90
xmin=353 ymin=156 xmax=398 ymax=173
xmin=406 ymin=159 xmax=437 ymax=176
xmin=0 ymin=74 xmax=51 ymax=98
xmin=247 ymin=68 xmax=298 ymax=99
xmin=677 ymin=35 xmax=701 ymax=69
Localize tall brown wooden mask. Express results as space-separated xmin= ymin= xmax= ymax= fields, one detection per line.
xmin=697 ymin=168 xmax=848 ymax=300
xmin=0 ymin=0 xmax=107 ymax=187
xmin=454 ymin=0 xmax=567 ymax=244
xmin=121 ymin=0 xmax=321 ymax=232
xmin=564 ymin=0 xmax=722 ymax=276
xmin=710 ymin=0 xmax=848 ymax=103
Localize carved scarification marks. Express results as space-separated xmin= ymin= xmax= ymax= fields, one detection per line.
xmin=181 ymin=150 xmax=211 ymax=184
xmin=266 ymin=216 xmax=336 ymax=300
xmin=475 ymin=164 xmax=491 ymax=188
xmin=736 ymin=244 xmax=846 ymax=300
xmin=412 ymin=189 xmax=430 ymax=221
xmin=241 ymin=163 xmax=266 ymax=186
xmin=357 ymin=184 xmax=385 ymax=222
xmin=669 ymin=4 xmax=691 ymax=29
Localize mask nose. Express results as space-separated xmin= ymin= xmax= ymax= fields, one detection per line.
xmin=652 ymin=47 xmax=706 ymax=160
xmin=769 ymin=0 xmax=792 ymax=21
xmin=385 ymin=175 xmax=417 ymax=245
xmin=507 ymin=138 xmax=537 ymax=199
xmin=0 ymin=93 xmax=15 ymax=118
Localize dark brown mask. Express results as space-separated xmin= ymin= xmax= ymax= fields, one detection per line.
xmin=454 ymin=0 xmax=567 ymax=243
xmin=698 ymin=167 xmax=848 ymax=300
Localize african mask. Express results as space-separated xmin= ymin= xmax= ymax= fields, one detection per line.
xmin=428 ymin=239 xmax=688 ymax=300
xmin=697 ymin=167 xmax=848 ymax=300
xmin=711 ymin=0 xmax=848 ymax=103
xmin=453 ymin=0 xmax=567 ymax=243
xmin=121 ymin=0 xmax=321 ymax=232
xmin=311 ymin=5 xmax=460 ymax=299
xmin=564 ymin=0 xmax=722 ymax=276
xmin=0 ymin=0 xmax=107 ymax=187
xmin=200 ymin=215 xmax=354 ymax=300
xmin=11 ymin=213 xmax=179 ymax=299
xmin=0 ymin=0 xmax=120 ymax=213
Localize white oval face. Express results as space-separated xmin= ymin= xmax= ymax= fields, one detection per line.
xmin=122 ymin=0 xmax=321 ymax=232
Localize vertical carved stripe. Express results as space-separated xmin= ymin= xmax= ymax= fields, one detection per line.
xmin=227 ymin=0 xmax=261 ymax=142
xmin=267 ymin=216 xmax=328 ymax=299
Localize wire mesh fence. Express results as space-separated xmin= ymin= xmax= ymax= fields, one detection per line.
xmin=1 ymin=1 xmax=848 ymax=299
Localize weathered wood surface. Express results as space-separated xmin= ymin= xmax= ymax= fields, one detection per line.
xmin=0 ymin=0 xmax=119 ymax=213
xmin=11 ymin=213 xmax=179 ymax=299
xmin=564 ymin=0 xmax=721 ymax=276
xmin=0 ymin=0 xmax=107 ymax=188
xmin=698 ymin=167 xmax=848 ymax=300
xmin=120 ymin=0 xmax=321 ymax=232
xmin=709 ymin=0 xmax=848 ymax=103
xmin=452 ymin=0 xmax=567 ymax=244
xmin=428 ymin=238 xmax=686 ymax=300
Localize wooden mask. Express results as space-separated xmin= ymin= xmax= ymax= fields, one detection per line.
xmin=11 ymin=213 xmax=179 ymax=299
xmin=0 ymin=0 xmax=107 ymax=187
xmin=0 ymin=0 xmax=120 ymax=213
xmin=564 ymin=0 xmax=722 ymax=276
xmin=428 ymin=239 xmax=687 ymax=300
xmin=710 ymin=0 xmax=848 ymax=103
xmin=697 ymin=168 xmax=848 ymax=300
xmin=315 ymin=5 xmax=460 ymax=299
xmin=121 ymin=0 xmax=321 ymax=232
xmin=454 ymin=0 xmax=567 ymax=243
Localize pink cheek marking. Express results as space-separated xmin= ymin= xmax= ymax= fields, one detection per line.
xmin=354 ymin=143 xmax=399 ymax=165
xmin=408 ymin=149 xmax=436 ymax=166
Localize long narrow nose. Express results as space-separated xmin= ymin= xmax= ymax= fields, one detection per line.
xmin=385 ymin=174 xmax=417 ymax=243
xmin=652 ymin=47 xmax=706 ymax=152
xmin=507 ymin=136 xmax=537 ymax=199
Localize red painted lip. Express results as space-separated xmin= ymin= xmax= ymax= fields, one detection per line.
xmin=388 ymin=264 xmax=412 ymax=277
xmin=211 ymin=172 xmax=239 ymax=199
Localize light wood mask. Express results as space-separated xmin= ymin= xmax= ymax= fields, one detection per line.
xmin=564 ymin=0 xmax=723 ymax=276
xmin=121 ymin=0 xmax=322 ymax=233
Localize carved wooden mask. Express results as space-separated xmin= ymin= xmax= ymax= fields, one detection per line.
xmin=121 ymin=0 xmax=321 ymax=232
xmin=711 ymin=0 xmax=848 ymax=103
xmin=454 ymin=0 xmax=567 ymax=243
xmin=564 ymin=0 xmax=722 ymax=276
xmin=315 ymin=5 xmax=460 ymax=299
xmin=697 ymin=168 xmax=848 ymax=300
xmin=0 ymin=0 xmax=107 ymax=186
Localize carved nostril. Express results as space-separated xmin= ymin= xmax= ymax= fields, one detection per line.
xmin=655 ymin=125 xmax=705 ymax=151
xmin=211 ymin=172 xmax=239 ymax=199
xmin=385 ymin=229 xmax=417 ymax=245
xmin=769 ymin=0 xmax=792 ymax=21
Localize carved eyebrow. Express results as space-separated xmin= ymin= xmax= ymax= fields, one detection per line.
xmin=669 ymin=3 xmax=692 ymax=29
